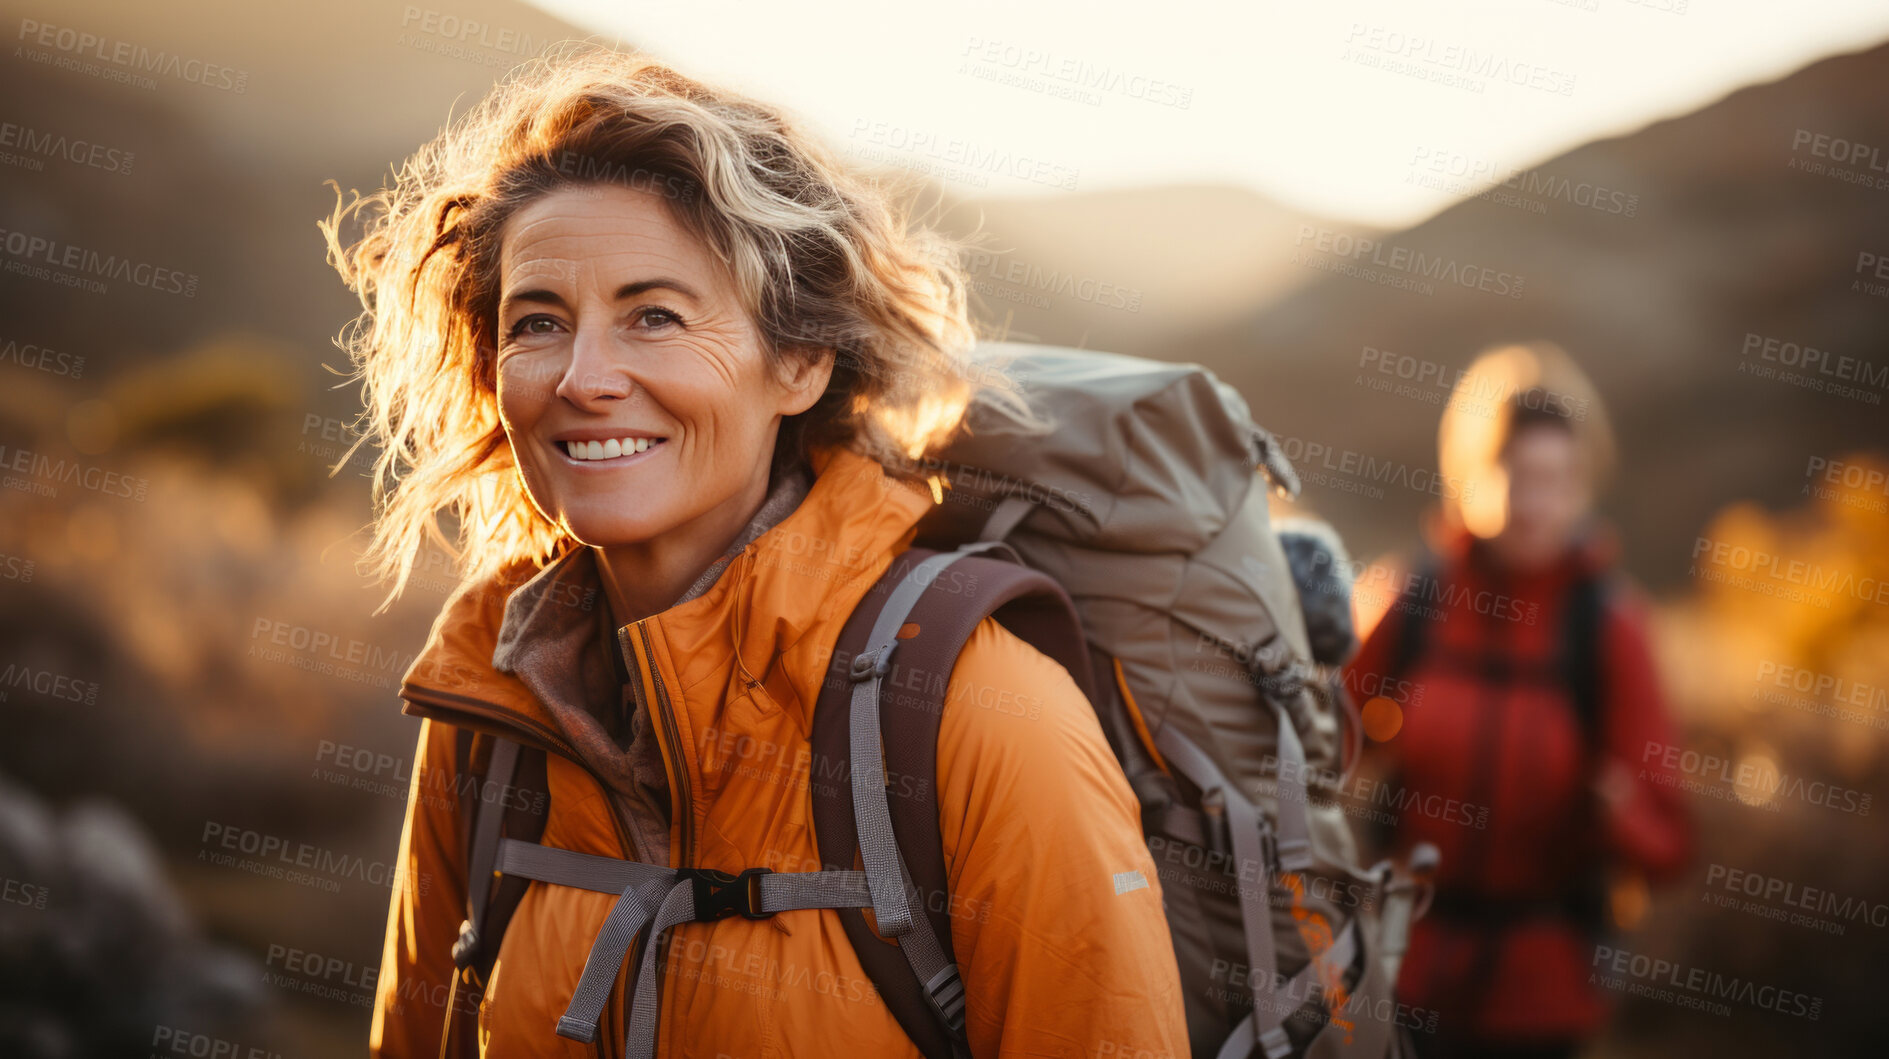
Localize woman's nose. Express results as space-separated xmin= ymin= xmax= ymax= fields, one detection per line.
xmin=555 ymin=325 xmax=633 ymax=406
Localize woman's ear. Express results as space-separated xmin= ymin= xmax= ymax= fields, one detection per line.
xmin=774 ymin=346 xmax=835 ymax=416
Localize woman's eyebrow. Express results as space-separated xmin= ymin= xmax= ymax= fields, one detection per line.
xmin=499 ymin=277 xmax=702 ymax=316
xmin=614 ymin=277 xmax=702 ymax=302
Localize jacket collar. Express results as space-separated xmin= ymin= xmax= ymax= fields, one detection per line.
xmin=396 ymin=443 xmax=936 ymax=759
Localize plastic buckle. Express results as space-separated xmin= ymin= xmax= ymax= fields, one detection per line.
xmin=1256 ymin=815 xmax=1282 ymax=879
xmin=848 ymin=648 xmax=891 ymax=683
xmin=1198 ymin=789 xmax=1232 ymax=854
xmin=684 ymin=867 xmax=774 ymax=921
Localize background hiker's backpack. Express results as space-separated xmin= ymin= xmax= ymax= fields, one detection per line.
xmin=453 ymin=341 xmax=1434 ymax=1059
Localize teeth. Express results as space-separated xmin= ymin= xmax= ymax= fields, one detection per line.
xmin=565 ymin=437 xmax=665 ymax=460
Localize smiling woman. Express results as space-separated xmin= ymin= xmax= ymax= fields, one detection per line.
xmin=318 ymin=40 xmax=1187 ymax=1059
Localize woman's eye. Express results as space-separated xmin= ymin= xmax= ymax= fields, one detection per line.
xmin=636 ymin=305 xmax=684 ymax=330
xmin=506 ymin=314 xmax=561 ymax=339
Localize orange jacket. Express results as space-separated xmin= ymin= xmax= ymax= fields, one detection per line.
xmin=369 ymin=444 xmax=1189 ymax=1058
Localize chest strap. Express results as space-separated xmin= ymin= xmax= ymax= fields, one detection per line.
xmin=492 ymin=837 xmax=874 ymax=1059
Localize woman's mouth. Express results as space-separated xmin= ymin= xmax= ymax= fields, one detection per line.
xmin=559 ymin=436 xmax=669 ymax=463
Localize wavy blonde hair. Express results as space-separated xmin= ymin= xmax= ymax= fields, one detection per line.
xmin=321 ymin=41 xmax=1031 ymax=607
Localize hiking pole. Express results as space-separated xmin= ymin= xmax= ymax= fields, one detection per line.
xmin=1375 ymin=842 xmax=1439 ymax=987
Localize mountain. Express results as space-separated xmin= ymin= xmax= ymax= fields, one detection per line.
xmin=1173 ymin=44 xmax=1889 ymax=585
xmin=925 ymin=183 xmax=1367 ymax=349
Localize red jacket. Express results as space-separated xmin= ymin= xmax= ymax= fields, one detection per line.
xmin=1346 ymin=526 xmax=1691 ymax=1043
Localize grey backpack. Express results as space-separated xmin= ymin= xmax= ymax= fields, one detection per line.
xmin=808 ymin=341 xmax=1436 ymax=1059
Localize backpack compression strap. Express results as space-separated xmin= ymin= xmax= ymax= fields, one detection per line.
xmin=810 ymin=542 xmax=1096 ymax=1059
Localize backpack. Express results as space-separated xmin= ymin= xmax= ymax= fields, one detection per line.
xmin=446 ymin=341 xmax=1434 ymax=1059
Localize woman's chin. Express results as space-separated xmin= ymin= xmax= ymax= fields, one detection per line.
xmin=563 ymin=513 xmax=674 ymax=550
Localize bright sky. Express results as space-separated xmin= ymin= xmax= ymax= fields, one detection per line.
xmin=529 ymin=0 xmax=1889 ymax=228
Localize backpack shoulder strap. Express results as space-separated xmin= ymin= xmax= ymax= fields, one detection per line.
xmin=1385 ymin=552 xmax=1443 ymax=682
xmin=1561 ymin=567 xmax=1610 ymax=751
xmin=449 ymin=731 xmax=550 ymax=986
xmin=809 ymin=544 xmax=1092 ymax=1059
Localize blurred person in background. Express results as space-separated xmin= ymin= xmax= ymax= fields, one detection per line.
xmin=1346 ymin=347 xmax=1693 ymax=1059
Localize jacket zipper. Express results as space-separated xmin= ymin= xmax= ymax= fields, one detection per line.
xmin=615 ymin=620 xmax=696 ymax=1059
xmin=619 ymin=621 xmax=695 ymax=868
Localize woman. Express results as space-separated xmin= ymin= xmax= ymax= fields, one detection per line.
xmin=321 ymin=43 xmax=1187 ymax=1059
xmin=1347 ymin=372 xmax=1692 ymax=1059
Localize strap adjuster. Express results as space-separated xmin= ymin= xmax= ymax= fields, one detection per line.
xmin=683 ymin=867 xmax=773 ymax=921
xmin=1257 ymin=815 xmax=1281 ymax=877
xmin=1198 ymin=789 xmax=1232 ymax=855
xmin=849 ymin=648 xmax=891 ymax=683
xmin=451 ymin=918 xmax=480 ymax=969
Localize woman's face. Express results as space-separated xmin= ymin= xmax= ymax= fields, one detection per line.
xmin=493 ymin=183 xmax=831 ymax=549
xmin=1495 ymin=423 xmax=1589 ymax=570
